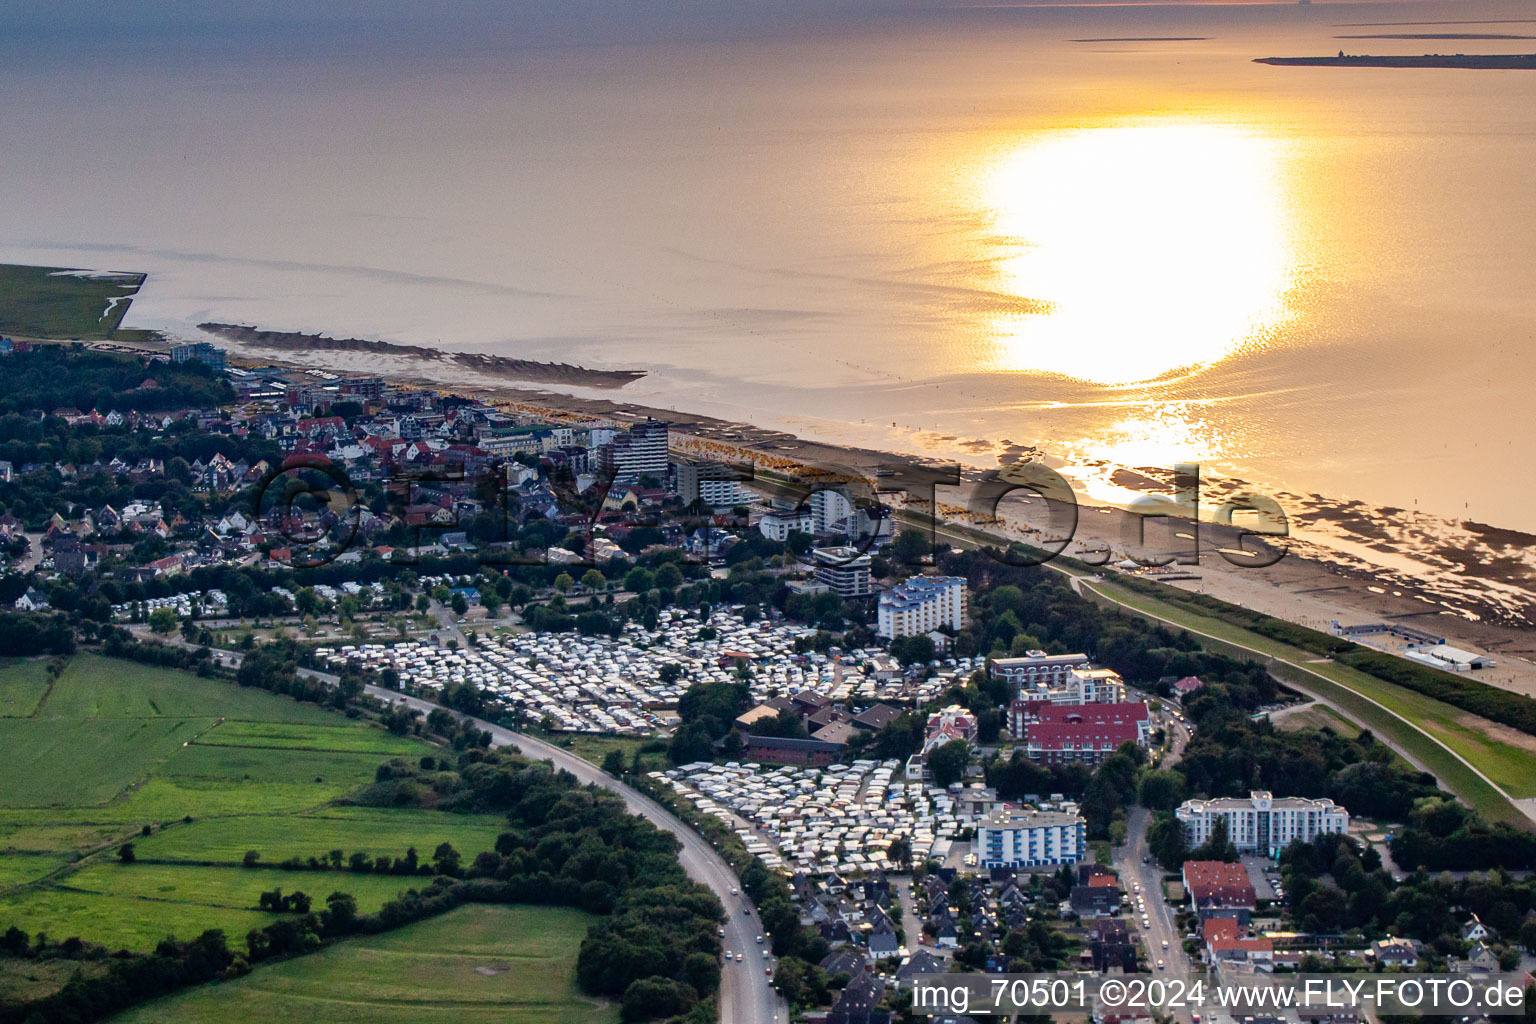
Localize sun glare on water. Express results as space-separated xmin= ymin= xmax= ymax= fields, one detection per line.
xmin=982 ymin=120 xmax=1299 ymax=386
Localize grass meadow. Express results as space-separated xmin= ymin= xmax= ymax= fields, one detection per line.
xmin=0 ymin=654 xmax=510 ymax=956
xmin=0 ymin=263 xmax=143 ymax=338
xmin=0 ymin=659 xmax=52 ymax=717
xmin=110 ymin=904 xmax=618 ymax=1024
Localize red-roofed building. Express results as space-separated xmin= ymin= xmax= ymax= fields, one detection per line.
xmin=1020 ymin=701 xmax=1150 ymax=764
xmin=1203 ymin=917 xmax=1242 ymax=944
xmin=1183 ymin=861 xmax=1257 ymax=924
xmin=1202 ymin=919 xmax=1273 ymax=965
xmin=923 ymin=704 xmax=978 ymax=755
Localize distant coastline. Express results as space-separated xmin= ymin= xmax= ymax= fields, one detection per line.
xmin=1334 ymin=33 xmax=1536 ymax=40
xmin=1069 ymin=36 xmax=1207 ymax=42
xmin=1256 ymin=53 xmax=1536 ymax=69
xmin=197 ymin=322 xmax=646 ymax=390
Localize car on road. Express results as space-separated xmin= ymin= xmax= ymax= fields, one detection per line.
xmin=766 ymin=966 xmax=773 ymax=976
xmin=724 ymin=950 xmax=731 ymax=959
xmin=1162 ymin=940 xmax=1169 ymax=948
xmin=730 ymin=888 xmax=738 ymax=895
xmin=736 ymin=953 xmax=744 ymax=962
xmin=1157 ymin=959 xmax=1165 ymax=970
xmin=757 ymin=936 xmax=764 ymax=943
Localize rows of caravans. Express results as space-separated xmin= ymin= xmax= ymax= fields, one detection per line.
xmin=661 ymin=760 xmax=978 ymax=876
xmin=316 ymin=605 xmax=985 ymax=739
xmin=316 ymin=610 xmax=831 ymax=733
xmin=113 ymin=589 xmax=229 ymax=619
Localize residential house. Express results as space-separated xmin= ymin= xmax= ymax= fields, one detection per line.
xmin=1369 ymin=938 xmax=1419 ymax=968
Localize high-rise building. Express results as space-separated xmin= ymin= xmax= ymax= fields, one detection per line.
xmin=599 ymin=418 xmax=669 ymax=483
xmin=676 ymin=459 xmax=754 ymax=509
xmin=170 ymin=342 xmax=226 ymax=371
xmin=812 ymin=546 xmax=872 ymax=598
xmin=338 ymin=376 xmax=385 ymax=400
xmin=1175 ymin=791 xmax=1349 ymax=858
xmin=810 ymin=488 xmax=854 ymax=535
xmin=877 ymin=575 xmax=966 ymax=638
xmin=977 ymin=808 xmax=1087 ymax=868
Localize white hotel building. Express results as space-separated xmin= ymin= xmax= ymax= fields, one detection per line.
xmin=977 ymin=808 xmax=1087 ymax=868
xmin=990 ymin=650 xmax=1092 ymax=689
xmin=877 ymin=575 xmax=966 ymax=638
xmin=1176 ymin=790 xmax=1349 ymax=858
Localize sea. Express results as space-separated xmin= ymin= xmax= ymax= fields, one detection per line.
xmin=3 ymin=0 xmax=1535 ymax=541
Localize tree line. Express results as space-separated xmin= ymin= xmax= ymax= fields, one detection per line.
xmin=2 ymin=747 xmax=723 ymax=1024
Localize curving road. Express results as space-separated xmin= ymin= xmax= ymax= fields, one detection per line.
xmin=174 ymin=640 xmax=781 ymax=1022
xmin=365 ymin=685 xmax=787 ymax=1024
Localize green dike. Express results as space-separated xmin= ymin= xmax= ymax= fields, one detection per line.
xmin=108 ymin=904 xmax=617 ymax=1024
xmin=1077 ymin=577 xmax=1533 ymax=825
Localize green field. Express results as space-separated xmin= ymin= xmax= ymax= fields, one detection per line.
xmin=1078 ymin=576 xmax=1536 ymax=823
xmin=193 ymin=720 xmax=427 ymax=755
xmin=0 ymin=263 xmax=143 ymax=339
xmin=0 ymin=717 xmax=213 ymax=808
xmin=134 ymin=807 xmax=510 ymax=866
xmin=36 ymin=655 xmax=345 ymax=723
xmin=0 ymin=864 xmax=434 ymax=951
xmin=0 ymin=852 xmax=71 ymax=889
xmin=0 ymin=659 xmax=52 ymax=717
xmin=554 ymin=733 xmax=666 ymax=775
xmin=0 ymin=957 xmax=110 ymax=1005
xmin=0 ymin=654 xmax=513 ymax=954
xmin=111 ymin=904 xmax=617 ymax=1024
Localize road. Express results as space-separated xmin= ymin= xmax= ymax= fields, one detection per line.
xmin=1116 ymin=807 xmax=1193 ymax=1019
xmin=367 ymin=685 xmax=786 ymax=1024
xmin=160 ymin=640 xmax=784 ymax=1022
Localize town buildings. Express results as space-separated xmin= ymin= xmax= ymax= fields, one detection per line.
xmin=1015 ymin=701 xmax=1150 ymax=765
xmin=758 ymin=505 xmax=815 ymax=542
xmin=169 ymin=341 xmax=227 ymax=370
xmin=1182 ymin=860 xmax=1257 ymax=924
xmin=810 ymin=488 xmax=854 ymax=535
xmin=598 ymin=418 xmax=669 ymax=483
xmin=921 ymin=704 xmax=977 ymax=755
xmin=990 ymin=650 xmax=1090 ymax=689
xmin=1175 ymin=791 xmax=1349 ymax=858
xmin=976 ymin=808 xmax=1087 ymax=868
xmin=877 ymin=575 xmax=965 ymax=638
xmin=676 ymin=459 xmax=755 ymax=510
xmin=1006 ymin=668 xmax=1128 ymax=726
xmin=813 ymin=546 xmax=873 ymax=598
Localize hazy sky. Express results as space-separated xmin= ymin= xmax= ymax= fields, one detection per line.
xmin=1 ymin=0 xmax=1422 ymax=51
